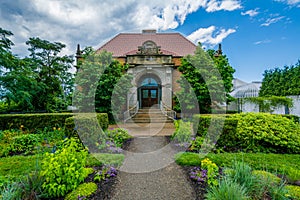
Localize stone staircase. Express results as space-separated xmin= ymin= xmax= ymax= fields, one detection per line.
xmin=130 ymin=108 xmax=174 ymax=123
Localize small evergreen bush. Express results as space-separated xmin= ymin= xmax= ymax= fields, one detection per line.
xmin=171 ymin=120 xmax=193 ymax=143
xmin=64 ymin=182 xmax=97 ymax=200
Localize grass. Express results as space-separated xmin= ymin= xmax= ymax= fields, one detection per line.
xmin=0 ymin=155 xmax=39 ymax=180
xmin=0 ymin=153 xmax=124 ymax=184
xmin=175 ymin=152 xmax=300 ymax=177
xmin=88 ymin=153 xmax=124 ymax=167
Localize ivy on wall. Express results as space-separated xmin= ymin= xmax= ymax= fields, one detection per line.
xmin=244 ymin=96 xmax=293 ymax=113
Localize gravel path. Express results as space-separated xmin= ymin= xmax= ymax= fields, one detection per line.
xmin=111 ymin=136 xmax=196 ymax=200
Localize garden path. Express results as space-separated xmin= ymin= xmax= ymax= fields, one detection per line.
xmin=111 ymin=136 xmax=196 ymax=200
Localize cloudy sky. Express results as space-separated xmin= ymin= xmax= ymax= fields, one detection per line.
xmin=1 ymin=0 xmax=300 ymax=82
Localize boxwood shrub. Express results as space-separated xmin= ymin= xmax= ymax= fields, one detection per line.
xmin=65 ymin=113 xmax=109 ymax=137
xmin=0 ymin=113 xmax=108 ymax=134
xmin=0 ymin=113 xmax=74 ymax=131
xmin=193 ymin=113 xmax=300 ymax=153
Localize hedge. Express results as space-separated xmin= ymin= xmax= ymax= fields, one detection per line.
xmin=65 ymin=113 xmax=109 ymax=137
xmin=0 ymin=113 xmax=109 ymax=134
xmin=192 ymin=113 xmax=300 ymax=153
xmin=0 ymin=113 xmax=74 ymax=131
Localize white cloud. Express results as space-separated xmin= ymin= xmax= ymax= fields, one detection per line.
xmin=241 ymin=8 xmax=259 ymax=17
xmin=187 ymin=26 xmax=236 ymax=47
xmin=274 ymin=0 xmax=300 ymax=6
xmin=206 ymin=0 xmax=242 ymax=12
xmin=0 ymin=0 xmax=242 ymax=57
xmin=254 ymin=39 xmax=271 ymax=45
xmin=261 ymin=16 xmax=285 ymax=26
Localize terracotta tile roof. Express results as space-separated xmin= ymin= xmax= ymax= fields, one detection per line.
xmin=97 ymin=31 xmax=197 ymax=57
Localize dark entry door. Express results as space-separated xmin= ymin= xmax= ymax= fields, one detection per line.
xmin=141 ymin=89 xmax=158 ymax=107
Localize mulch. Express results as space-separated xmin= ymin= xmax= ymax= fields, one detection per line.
xmin=84 ymin=166 xmax=118 ymax=200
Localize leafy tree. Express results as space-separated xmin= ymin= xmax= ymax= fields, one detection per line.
xmin=73 ymin=49 xmax=132 ymax=122
xmin=0 ymin=28 xmax=34 ymax=111
xmin=176 ymin=44 xmax=235 ymax=114
xmin=0 ymin=28 xmax=74 ymax=112
xmin=25 ymin=37 xmax=74 ymax=111
xmin=260 ymin=61 xmax=300 ymax=96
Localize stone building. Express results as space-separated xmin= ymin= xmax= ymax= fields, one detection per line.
xmin=94 ymin=29 xmax=197 ymax=110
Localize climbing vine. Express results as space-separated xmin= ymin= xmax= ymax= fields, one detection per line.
xmin=244 ymin=96 xmax=293 ymax=113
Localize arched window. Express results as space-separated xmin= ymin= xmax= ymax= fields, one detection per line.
xmin=141 ymin=78 xmax=158 ymax=87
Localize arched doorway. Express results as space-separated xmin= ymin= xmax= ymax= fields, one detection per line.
xmin=137 ymin=75 xmax=162 ymax=108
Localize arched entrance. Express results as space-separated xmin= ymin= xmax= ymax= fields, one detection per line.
xmin=137 ymin=75 xmax=162 ymax=108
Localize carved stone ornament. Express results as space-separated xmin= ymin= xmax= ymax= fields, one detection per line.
xmin=138 ymin=40 xmax=161 ymax=55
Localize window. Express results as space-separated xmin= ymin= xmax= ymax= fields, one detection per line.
xmin=141 ymin=78 xmax=158 ymax=86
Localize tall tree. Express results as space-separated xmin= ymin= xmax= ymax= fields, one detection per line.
xmin=259 ymin=61 xmax=300 ymax=96
xmin=0 ymin=28 xmax=32 ymax=111
xmin=0 ymin=29 xmax=74 ymax=112
xmin=25 ymin=37 xmax=74 ymax=111
xmin=73 ymin=49 xmax=132 ymax=122
xmin=176 ymin=44 xmax=235 ymax=113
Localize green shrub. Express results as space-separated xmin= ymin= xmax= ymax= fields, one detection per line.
xmin=0 ymin=113 xmax=74 ymax=131
xmin=281 ymin=114 xmax=299 ymax=124
xmin=235 ymin=113 xmax=300 ymax=153
xmin=37 ymin=127 xmax=66 ymax=146
xmin=227 ymin=161 xmax=262 ymax=198
xmin=285 ymin=185 xmax=300 ymax=199
xmin=267 ymin=182 xmax=290 ymax=200
xmin=65 ymin=113 xmax=109 ymax=137
xmin=192 ymin=115 xmax=238 ymax=152
xmin=41 ymin=138 xmax=88 ymax=198
xmin=205 ymin=178 xmax=248 ymax=200
xmin=190 ymin=136 xmax=204 ymax=151
xmin=82 ymin=167 xmax=94 ymax=180
xmin=171 ymin=120 xmax=193 ymax=143
xmin=7 ymin=134 xmax=39 ymax=156
xmin=105 ymin=128 xmax=132 ymax=147
xmin=18 ymin=171 xmax=46 ymax=200
xmin=176 ymin=152 xmax=300 ymax=177
xmin=252 ymin=170 xmax=281 ymax=185
xmin=286 ymin=168 xmax=300 ymax=183
xmin=193 ymin=113 xmax=300 ymax=153
xmin=174 ymin=152 xmax=202 ymax=166
xmin=64 ymin=182 xmax=97 ymax=200
xmin=0 ymin=182 xmax=22 ymax=200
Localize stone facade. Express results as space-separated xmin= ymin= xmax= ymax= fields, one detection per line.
xmin=94 ymin=30 xmax=197 ymax=110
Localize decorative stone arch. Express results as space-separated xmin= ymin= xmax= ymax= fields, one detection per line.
xmin=135 ymin=71 xmax=162 ymax=108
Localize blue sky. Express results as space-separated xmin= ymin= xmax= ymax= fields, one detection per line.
xmin=1 ymin=0 xmax=300 ymax=82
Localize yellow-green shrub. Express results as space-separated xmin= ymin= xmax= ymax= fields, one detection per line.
xmin=193 ymin=113 xmax=300 ymax=153
xmin=285 ymin=185 xmax=300 ymax=199
xmin=252 ymin=170 xmax=281 ymax=184
xmin=64 ymin=182 xmax=97 ymax=200
xmin=41 ymin=138 xmax=88 ymax=198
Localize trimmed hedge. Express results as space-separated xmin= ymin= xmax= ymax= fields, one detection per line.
xmin=65 ymin=113 xmax=109 ymax=137
xmin=193 ymin=113 xmax=300 ymax=153
xmin=0 ymin=113 xmax=74 ymax=131
xmin=0 ymin=113 xmax=108 ymax=134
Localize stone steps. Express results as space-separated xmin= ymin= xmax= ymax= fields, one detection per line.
xmin=130 ymin=108 xmax=173 ymax=123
